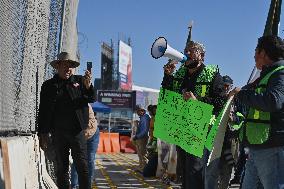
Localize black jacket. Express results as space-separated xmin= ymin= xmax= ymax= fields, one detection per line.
xmin=237 ymin=60 xmax=284 ymax=148
xmin=38 ymin=74 xmax=95 ymax=134
xmin=161 ymin=64 xmax=225 ymax=115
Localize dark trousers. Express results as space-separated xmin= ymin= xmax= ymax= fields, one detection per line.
xmin=143 ymin=153 xmax=158 ymax=177
xmin=176 ymin=146 xmax=185 ymax=181
xmin=53 ymin=130 xmax=90 ymax=189
xmin=180 ymin=148 xmax=205 ymax=189
xmin=234 ymin=144 xmax=246 ymax=183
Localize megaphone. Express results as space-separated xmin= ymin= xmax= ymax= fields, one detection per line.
xmin=151 ymin=37 xmax=188 ymax=63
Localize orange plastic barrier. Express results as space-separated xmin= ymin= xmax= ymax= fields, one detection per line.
xmin=103 ymin=134 xmax=112 ymax=153
xmin=97 ymin=132 xmax=121 ymax=153
xmin=110 ymin=133 xmax=120 ymax=153
xmin=119 ymin=135 xmax=136 ymax=153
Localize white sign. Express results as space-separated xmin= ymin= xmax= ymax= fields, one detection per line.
xmin=207 ymin=97 xmax=234 ymax=166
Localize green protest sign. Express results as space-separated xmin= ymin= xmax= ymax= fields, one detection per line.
xmin=154 ymin=88 xmax=213 ymax=157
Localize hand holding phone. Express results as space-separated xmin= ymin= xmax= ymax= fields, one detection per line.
xmin=87 ymin=62 xmax=92 ymax=73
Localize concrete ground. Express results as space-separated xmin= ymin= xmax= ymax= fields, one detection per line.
xmin=92 ymin=153 xmax=240 ymax=189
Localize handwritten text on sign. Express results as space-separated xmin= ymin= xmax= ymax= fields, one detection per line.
xmin=154 ymin=89 xmax=213 ymax=157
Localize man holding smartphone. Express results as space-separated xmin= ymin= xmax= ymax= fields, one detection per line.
xmin=87 ymin=61 xmax=92 ymax=73
xmin=38 ymin=52 xmax=94 ymax=189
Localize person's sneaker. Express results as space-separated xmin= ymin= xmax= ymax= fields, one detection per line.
xmin=162 ymin=177 xmax=170 ymax=185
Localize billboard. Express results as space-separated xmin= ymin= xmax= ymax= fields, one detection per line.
xmin=98 ymin=90 xmax=136 ymax=109
xmin=119 ymin=41 xmax=132 ymax=90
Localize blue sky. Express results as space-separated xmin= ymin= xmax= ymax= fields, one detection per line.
xmin=77 ymin=0 xmax=284 ymax=89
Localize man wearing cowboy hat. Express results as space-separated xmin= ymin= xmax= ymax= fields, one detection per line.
xmin=38 ymin=52 xmax=94 ymax=189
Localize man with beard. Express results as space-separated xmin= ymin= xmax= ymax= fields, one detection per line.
xmin=162 ymin=40 xmax=225 ymax=189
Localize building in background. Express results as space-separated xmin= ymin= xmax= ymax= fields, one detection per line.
xmin=93 ymin=78 xmax=101 ymax=100
xmin=100 ymin=38 xmax=133 ymax=91
xmin=94 ymin=78 xmax=101 ymax=90
xmin=132 ymin=85 xmax=159 ymax=108
xmin=96 ymin=85 xmax=159 ymax=134
xmin=101 ymin=42 xmax=114 ymax=90
xmin=97 ymin=38 xmax=159 ymax=134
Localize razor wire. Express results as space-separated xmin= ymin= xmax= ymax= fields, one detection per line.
xmin=0 ymin=0 xmax=79 ymax=134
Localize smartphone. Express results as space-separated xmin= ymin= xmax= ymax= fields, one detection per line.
xmin=87 ymin=62 xmax=92 ymax=73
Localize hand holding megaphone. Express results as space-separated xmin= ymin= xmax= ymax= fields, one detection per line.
xmin=151 ymin=37 xmax=188 ymax=63
xmin=163 ymin=59 xmax=178 ymax=75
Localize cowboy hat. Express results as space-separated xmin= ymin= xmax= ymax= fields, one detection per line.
xmin=50 ymin=52 xmax=80 ymax=68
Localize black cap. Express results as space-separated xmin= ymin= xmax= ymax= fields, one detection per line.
xmin=223 ymin=75 xmax=233 ymax=85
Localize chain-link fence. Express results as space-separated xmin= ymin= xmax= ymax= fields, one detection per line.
xmin=0 ymin=0 xmax=79 ymax=135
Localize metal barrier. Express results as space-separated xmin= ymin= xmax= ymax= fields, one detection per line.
xmin=0 ymin=0 xmax=79 ymax=135
xmin=0 ymin=0 xmax=79 ymax=184
xmin=0 ymin=0 xmax=62 ymax=134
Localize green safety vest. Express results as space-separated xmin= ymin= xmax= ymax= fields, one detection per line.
xmin=172 ymin=65 xmax=188 ymax=92
xmin=245 ymin=66 xmax=284 ymax=144
xmin=172 ymin=65 xmax=219 ymax=98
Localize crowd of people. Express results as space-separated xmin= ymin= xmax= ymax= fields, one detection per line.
xmin=130 ymin=34 xmax=284 ymax=189
xmin=37 ymin=34 xmax=284 ymax=188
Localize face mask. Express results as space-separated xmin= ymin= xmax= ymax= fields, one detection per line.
xmin=185 ymin=60 xmax=199 ymax=69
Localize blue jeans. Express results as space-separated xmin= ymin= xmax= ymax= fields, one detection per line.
xmin=204 ymin=149 xmax=234 ymax=189
xmin=71 ymin=128 xmax=100 ymax=188
xmin=204 ymin=157 xmax=219 ymax=189
xmin=242 ymin=146 xmax=284 ymax=189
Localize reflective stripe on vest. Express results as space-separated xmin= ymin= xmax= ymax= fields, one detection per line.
xmin=245 ymin=65 xmax=284 ymax=144
xmin=172 ymin=65 xmax=187 ymax=92
xmin=253 ymin=110 xmax=260 ymax=119
xmin=195 ymin=65 xmax=218 ymax=98
xmin=172 ymin=65 xmax=218 ymax=98
xmin=201 ymin=85 xmax=207 ymax=97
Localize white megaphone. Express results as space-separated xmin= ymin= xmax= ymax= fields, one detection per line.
xmin=151 ymin=37 xmax=188 ymax=63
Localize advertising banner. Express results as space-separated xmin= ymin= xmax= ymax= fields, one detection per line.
xmin=119 ymin=41 xmax=132 ymax=90
xmin=98 ymin=90 xmax=135 ymax=109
